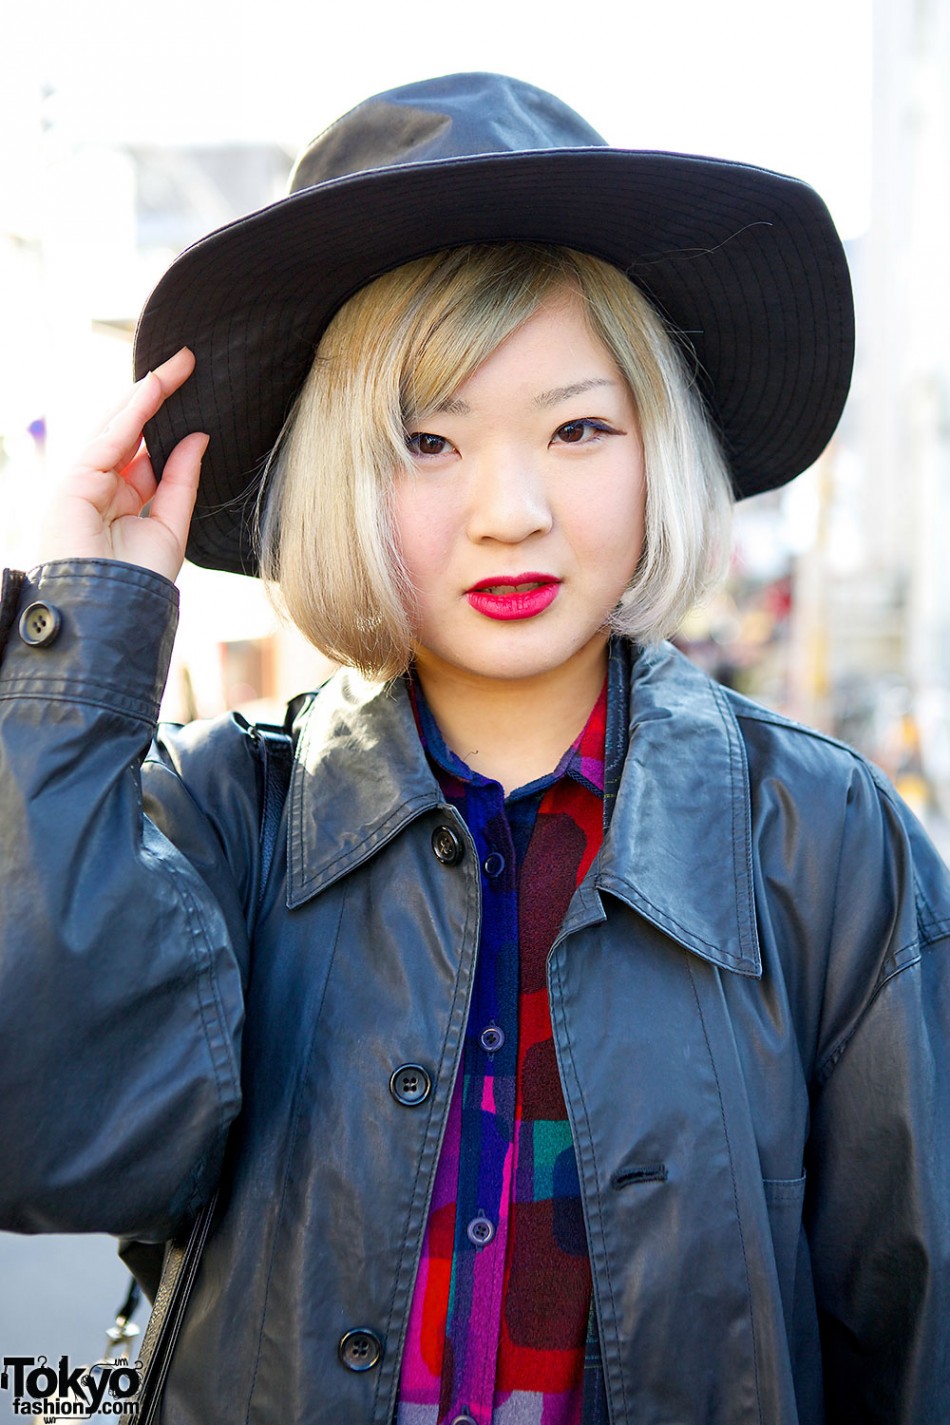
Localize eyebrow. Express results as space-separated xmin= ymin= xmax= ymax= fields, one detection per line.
xmin=431 ymin=377 xmax=617 ymax=417
xmin=533 ymin=378 xmax=617 ymax=409
xmin=432 ymin=396 xmax=471 ymax=415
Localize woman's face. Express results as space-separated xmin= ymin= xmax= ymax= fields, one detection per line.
xmin=393 ymin=290 xmax=646 ymax=693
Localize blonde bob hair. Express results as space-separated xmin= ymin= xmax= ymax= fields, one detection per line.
xmin=259 ymin=242 xmax=734 ymax=678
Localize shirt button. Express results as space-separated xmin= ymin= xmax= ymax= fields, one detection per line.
xmin=338 ymin=1328 xmax=382 ymax=1372
xmin=467 ymin=1214 xmax=495 ymax=1247
xmin=18 ymin=601 xmax=62 ymax=648
xmin=390 ymin=1063 xmax=432 ymax=1106
xmin=482 ymin=851 xmax=505 ymax=877
xmin=431 ymin=825 xmax=464 ymax=865
xmin=479 ymin=1024 xmax=505 ymax=1054
xmin=452 ymin=1416 xmax=478 ymax=1425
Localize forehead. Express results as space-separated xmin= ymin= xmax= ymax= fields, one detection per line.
xmin=439 ymin=292 xmax=623 ymax=407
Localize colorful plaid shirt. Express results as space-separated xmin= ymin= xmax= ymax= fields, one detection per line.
xmin=397 ymin=643 xmax=628 ymax=1425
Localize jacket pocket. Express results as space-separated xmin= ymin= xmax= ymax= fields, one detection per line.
xmin=762 ymin=1172 xmax=807 ymax=1326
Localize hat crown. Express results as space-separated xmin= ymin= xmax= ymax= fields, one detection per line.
xmin=289 ymin=72 xmax=607 ymax=193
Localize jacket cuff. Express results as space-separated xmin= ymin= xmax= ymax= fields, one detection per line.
xmin=0 ymin=560 xmax=180 ymax=724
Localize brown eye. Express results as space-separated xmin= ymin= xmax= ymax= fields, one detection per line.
xmin=553 ymin=419 xmax=615 ymax=446
xmin=406 ymin=432 xmax=452 ymax=456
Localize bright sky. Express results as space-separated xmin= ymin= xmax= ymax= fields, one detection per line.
xmin=7 ymin=0 xmax=872 ymax=238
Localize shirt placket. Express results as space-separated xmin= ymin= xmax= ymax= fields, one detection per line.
xmin=399 ymin=644 xmax=626 ymax=1425
xmin=441 ymin=792 xmax=519 ymax=1425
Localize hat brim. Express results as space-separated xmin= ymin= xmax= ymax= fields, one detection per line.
xmin=134 ymin=147 xmax=854 ymax=576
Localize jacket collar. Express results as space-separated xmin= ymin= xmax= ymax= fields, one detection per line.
xmin=286 ymin=643 xmax=761 ymax=978
xmin=593 ymin=642 xmax=761 ymax=977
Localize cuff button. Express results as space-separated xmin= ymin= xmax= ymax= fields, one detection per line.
xmin=19 ymin=601 xmax=62 ymax=647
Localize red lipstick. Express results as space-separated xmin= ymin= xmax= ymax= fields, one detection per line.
xmin=465 ymin=572 xmax=560 ymax=621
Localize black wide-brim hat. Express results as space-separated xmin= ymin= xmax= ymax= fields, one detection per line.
xmin=133 ymin=72 xmax=855 ymax=577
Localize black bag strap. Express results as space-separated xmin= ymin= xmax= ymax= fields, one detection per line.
xmin=130 ymin=1191 xmax=220 ymax=1424
xmin=249 ymin=721 xmax=296 ymax=920
xmin=124 ymin=721 xmax=294 ymax=1423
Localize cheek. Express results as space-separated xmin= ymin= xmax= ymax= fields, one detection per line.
xmin=573 ymin=462 xmax=646 ymax=575
xmin=392 ymin=483 xmax=456 ymax=588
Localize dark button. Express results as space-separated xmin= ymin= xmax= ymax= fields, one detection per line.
xmin=432 ymin=824 xmax=464 ymax=865
xmin=18 ymin=601 xmax=62 ymax=648
xmin=452 ymin=1415 xmax=478 ymax=1425
xmin=338 ymin=1328 xmax=382 ymax=1372
xmin=482 ymin=851 xmax=505 ymax=878
xmin=390 ymin=1063 xmax=431 ymax=1106
xmin=479 ymin=1024 xmax=505 ymax=1055
xmin=467 ymin=1214 xmax=495 ymax=1247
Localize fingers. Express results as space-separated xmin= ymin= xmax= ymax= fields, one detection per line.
xmin=38 ymin=349 xmax=207 ymax=580
xmin=149 ymin=346 xmax=197 ymax=401
xmin=87 ymin=429 xmax=209 ymax=581
xmin=79 ymin=347 xmax=197 ymax=482
xmin=92 ymin=348 xmax=192 ymax=436
xmin=146 ymin=430 xmax=209 ymax=553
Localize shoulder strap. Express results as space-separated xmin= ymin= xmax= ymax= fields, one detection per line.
xmin=128 ymin=1191 xmax=218 ymax=1424
xmin=123 ymin=720 xmax=294 ymax=1422
xmin=250 ymin=722 xmax=294 ymax=918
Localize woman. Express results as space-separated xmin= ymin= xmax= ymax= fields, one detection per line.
xmin=1 ymin=73 xmax=948 ymax=1425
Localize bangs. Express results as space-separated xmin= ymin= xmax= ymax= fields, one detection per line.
xmin=390 ymin=245 xmax=585 ymax=427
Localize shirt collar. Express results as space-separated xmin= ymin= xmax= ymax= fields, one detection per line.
xmin=404 ymin=644 xmax=626 ymax=803
xmin=285 ymin=642 xmax=761 ymax=978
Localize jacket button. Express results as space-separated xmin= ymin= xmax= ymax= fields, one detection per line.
xmin=431 ymin=824 xmax=463 ymax=865
xmin=338 ymin=1328 xmax=382 ymax=1372
xmin=18 ymin=601 xmax=62 ymax=647
xmin=390 ymin=1063 xmax=432 ymax=1106
xmin=452 ymin=1416 xmax=478 ymax=1425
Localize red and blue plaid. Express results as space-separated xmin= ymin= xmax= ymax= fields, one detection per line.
xmin=397 ymin=662 xmax=616 ymax=1425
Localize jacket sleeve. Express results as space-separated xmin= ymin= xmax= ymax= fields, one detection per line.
xmin=804 ymin=760 xmax=950 ymax=1423
xmin=0 ymin=560 xmax=249 ymax=1241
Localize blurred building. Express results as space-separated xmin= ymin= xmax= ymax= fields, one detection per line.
xmin=681 ymin=0 xmax=950 ymax=851
xmin=812 ymin=0 xmax=950 ymax=832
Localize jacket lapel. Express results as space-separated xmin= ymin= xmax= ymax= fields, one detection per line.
xmin=286 ymin=670 xmax=442 ymax=907
xmin=594 ymin=642 xmax=761 ymax=976
xmin=285 ymin=645 xmax=762 ymax=978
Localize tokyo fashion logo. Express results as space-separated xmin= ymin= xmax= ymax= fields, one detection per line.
xmin=1 ymin=1355 xmax=141 ymax=1418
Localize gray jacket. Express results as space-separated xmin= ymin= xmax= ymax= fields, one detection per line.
xmin=2 ymin=558 xmax=950 ymax=1424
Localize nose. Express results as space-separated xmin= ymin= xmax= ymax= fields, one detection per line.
xmin=465 ymin=450 xmax=553 ymax=545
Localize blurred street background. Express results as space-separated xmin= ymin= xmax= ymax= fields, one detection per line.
xmin=1 ymin=0 xmax=949 ymax=1406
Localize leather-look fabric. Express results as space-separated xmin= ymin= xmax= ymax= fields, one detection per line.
xmin=2 ymin=560 xmax=950 ymax=1425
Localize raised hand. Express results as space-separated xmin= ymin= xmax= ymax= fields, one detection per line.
xmin=39 ymin=348 xmax=208 ymax=583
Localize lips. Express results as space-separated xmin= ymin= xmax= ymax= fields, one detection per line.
xmin=467 ymin=572 xmax=558 ymax=592
xmin=465 ymin=572 xmax=561 ymax=621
